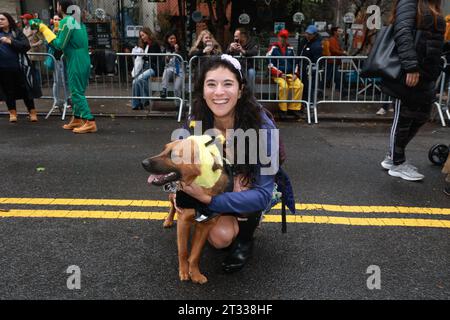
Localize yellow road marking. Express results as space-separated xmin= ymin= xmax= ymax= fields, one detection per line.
xmin=0 ymin=198 xmax=449 ymax=215
xmin=0 ymin=198 xmax=169 ymax=208
xmin=1 ymin=209 xmax=450 ymax=229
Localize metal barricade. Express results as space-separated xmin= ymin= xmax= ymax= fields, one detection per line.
xmin=314 ymin=56 xmax=393 ymax=123
xmin=436 ymin=56 xmax=450 ymax=126
xmin=86 ymin=52 xmax=186 ymax=122
xmin=27 ymin=52 xmax=70 ymax=120
xmin=188 ymin=55 xmax=314 ymax=124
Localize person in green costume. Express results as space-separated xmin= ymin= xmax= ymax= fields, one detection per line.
xmin=30 ymin=0 xmax=97 ymax=133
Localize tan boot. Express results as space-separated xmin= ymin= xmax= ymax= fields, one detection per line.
xmin=9 ymin=110 xmax=17 ymax=123
xmin=29 ymin=109 xmax=38 ymax=122
xmin=62 ymin=117 xmax=84 ymax=130
xmin=72 ymin=120 xmax=98 ymax=134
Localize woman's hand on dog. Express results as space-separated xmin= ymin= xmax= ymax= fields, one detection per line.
xmin=180 ymin=182 xmax=212 ymax=205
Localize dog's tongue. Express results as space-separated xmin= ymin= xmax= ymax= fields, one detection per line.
xmin=147 ymin=174 xmax=163 ymax=184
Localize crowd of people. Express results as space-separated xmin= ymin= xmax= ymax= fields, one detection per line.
xmin=125 ymin=22 xmax=352 ymax=122
xmin=1 ymin=1 xmax=449 ymax=190
xmin=0 ymin=0 xmax=96 ymax=133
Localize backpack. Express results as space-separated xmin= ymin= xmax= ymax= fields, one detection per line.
xmin=261 ymin=107 xmax=295 ymax=233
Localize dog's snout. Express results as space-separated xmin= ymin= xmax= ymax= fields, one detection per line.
xmin=142 ymin=158 xmax=152 ymax=170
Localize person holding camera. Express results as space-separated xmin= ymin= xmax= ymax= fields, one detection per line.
xmin=226 ymin=28 xmax=258 ymax=91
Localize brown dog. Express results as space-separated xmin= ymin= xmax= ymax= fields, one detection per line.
xmin=142 ymin=136 xmax=229 ymax=284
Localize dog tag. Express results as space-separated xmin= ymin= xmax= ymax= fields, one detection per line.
xmin=163 ymin=182 xmax=178 ymax=193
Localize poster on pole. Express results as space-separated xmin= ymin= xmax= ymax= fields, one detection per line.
xmin=274 ymin=22 xmax=285 ymax=35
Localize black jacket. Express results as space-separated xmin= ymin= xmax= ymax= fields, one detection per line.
xmin=298 ymin=35 xmax=323 ymax=64
xmin=382 ymin=0 xmax=445 ymax=103
xmin=142 ymin=42 xmax=163 ymax=75
xmin=0 ymin=29 xmax=41 ymax=101
xmin=226 ymin=37 xmax=259 ymax=69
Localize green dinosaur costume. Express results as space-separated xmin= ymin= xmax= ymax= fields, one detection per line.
xmin=31 ymin=17 xmax=93 ymax=120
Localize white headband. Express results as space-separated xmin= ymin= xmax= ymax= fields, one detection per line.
xmin=221 ymin=54 xmax=243 ymax=80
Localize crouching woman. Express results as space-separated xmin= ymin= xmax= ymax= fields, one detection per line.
xmin=179 ymin=55 xmax=279 ymax=273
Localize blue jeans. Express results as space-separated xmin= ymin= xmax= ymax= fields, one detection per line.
xmin=246 ymin=68 xmax=256 ymax=92
xmin=132 ymin=68 xmax=155 ymax=108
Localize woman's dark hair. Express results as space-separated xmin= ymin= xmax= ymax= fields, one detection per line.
xmin=192 ymin=57 xmax=263 ymax=186
xmin=164 ymin=31 xmax=177 ymax=44
xmin=0 ymin=12 xmax=18 ymax=32
xmin=164 ymin=31 xmax=181 ymax=49
xmin=390 ymin=0 xmax=442 ymax=28
xmin=58 ymin=0 xmax=75 ymax=14
xmin=330 ymin=27 xmax=339 ymax=35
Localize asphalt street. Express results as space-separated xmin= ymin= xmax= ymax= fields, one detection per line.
xmin=0 ymin=115 xmax=448 ymax=300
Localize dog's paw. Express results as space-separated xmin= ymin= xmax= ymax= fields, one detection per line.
xmin=190 ymin=272 xmax=208 ymax=284
xmin=163 ymin=220 xmax=174 ymax=228
xmin=179 ymin=271 xmax=190 ymax=281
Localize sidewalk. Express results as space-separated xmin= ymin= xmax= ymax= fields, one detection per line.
xmin=1 ymin=91 xmax=444 ymax=124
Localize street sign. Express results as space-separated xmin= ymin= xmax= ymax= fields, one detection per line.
xmin=314 ymin=21 xmax=327 ymax=31
xmin=126 ymin=25 xmax=142 ymax=38
xmin=274 ymin=22 xmax=285 ymax=35
xmin=293 ymin=12 xmax=305 ymax=24
xmin=238 ymin=13 xmax=250 ymax=25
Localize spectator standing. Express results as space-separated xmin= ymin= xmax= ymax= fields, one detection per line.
xmin=22 ymin=13 xmax=46 ymax=90
xmin=0 ymin=12 xmax=40 ymax=122
xmin=267 ymin=29 xmax=303 ymax=121
xmin=226 ymin=28 xmax=259 ymax=91
xmin=327 ymin=26 xmax=348 ymax=91
xmin=380 ymin=0 xmax=445 ymax=181
xmin=298 ymin=25 xmax=323 ymax=101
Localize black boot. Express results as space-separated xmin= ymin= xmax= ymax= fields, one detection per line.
xmin=222 ymin=212 xmax=262 ymax=273
xmin=160 ymin=88 xmax=167 ymax=98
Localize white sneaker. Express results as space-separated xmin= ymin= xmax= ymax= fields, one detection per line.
xmin=388 ymin=163 xmax=424 ymax=181
xmin=376 ymin=108 xmax=387 ymax=115
xmin=381 ymin=154 xmax=418 ymax=171
xmin=381 ymin=155 xmax=393 ymax=170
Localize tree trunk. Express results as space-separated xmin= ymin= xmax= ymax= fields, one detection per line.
xmin=205 ymin=0 xmax=230 ymax=49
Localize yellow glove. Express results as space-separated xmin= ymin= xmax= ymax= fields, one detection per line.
xmin=39 ymin=23 xmax=56 ymax=43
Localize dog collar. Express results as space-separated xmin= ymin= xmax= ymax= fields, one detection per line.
xmin=186 ymin=135 xmax=224 ymax=188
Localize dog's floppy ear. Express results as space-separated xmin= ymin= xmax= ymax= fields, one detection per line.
xmin=181 ymin=165 xmax=201 ymax=186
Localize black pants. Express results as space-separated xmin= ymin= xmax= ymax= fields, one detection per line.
xmin=0 ymin=67 xmax=35 ymax=111
xmin=390 ymin=99 xmax=433 ymax=165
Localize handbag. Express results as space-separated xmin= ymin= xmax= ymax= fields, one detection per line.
xmin=361 ymin=25 xmax=421 ymax=80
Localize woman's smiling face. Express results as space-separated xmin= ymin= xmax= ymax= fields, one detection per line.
xmin=203 ymin=66 xmax=241 ymax=119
